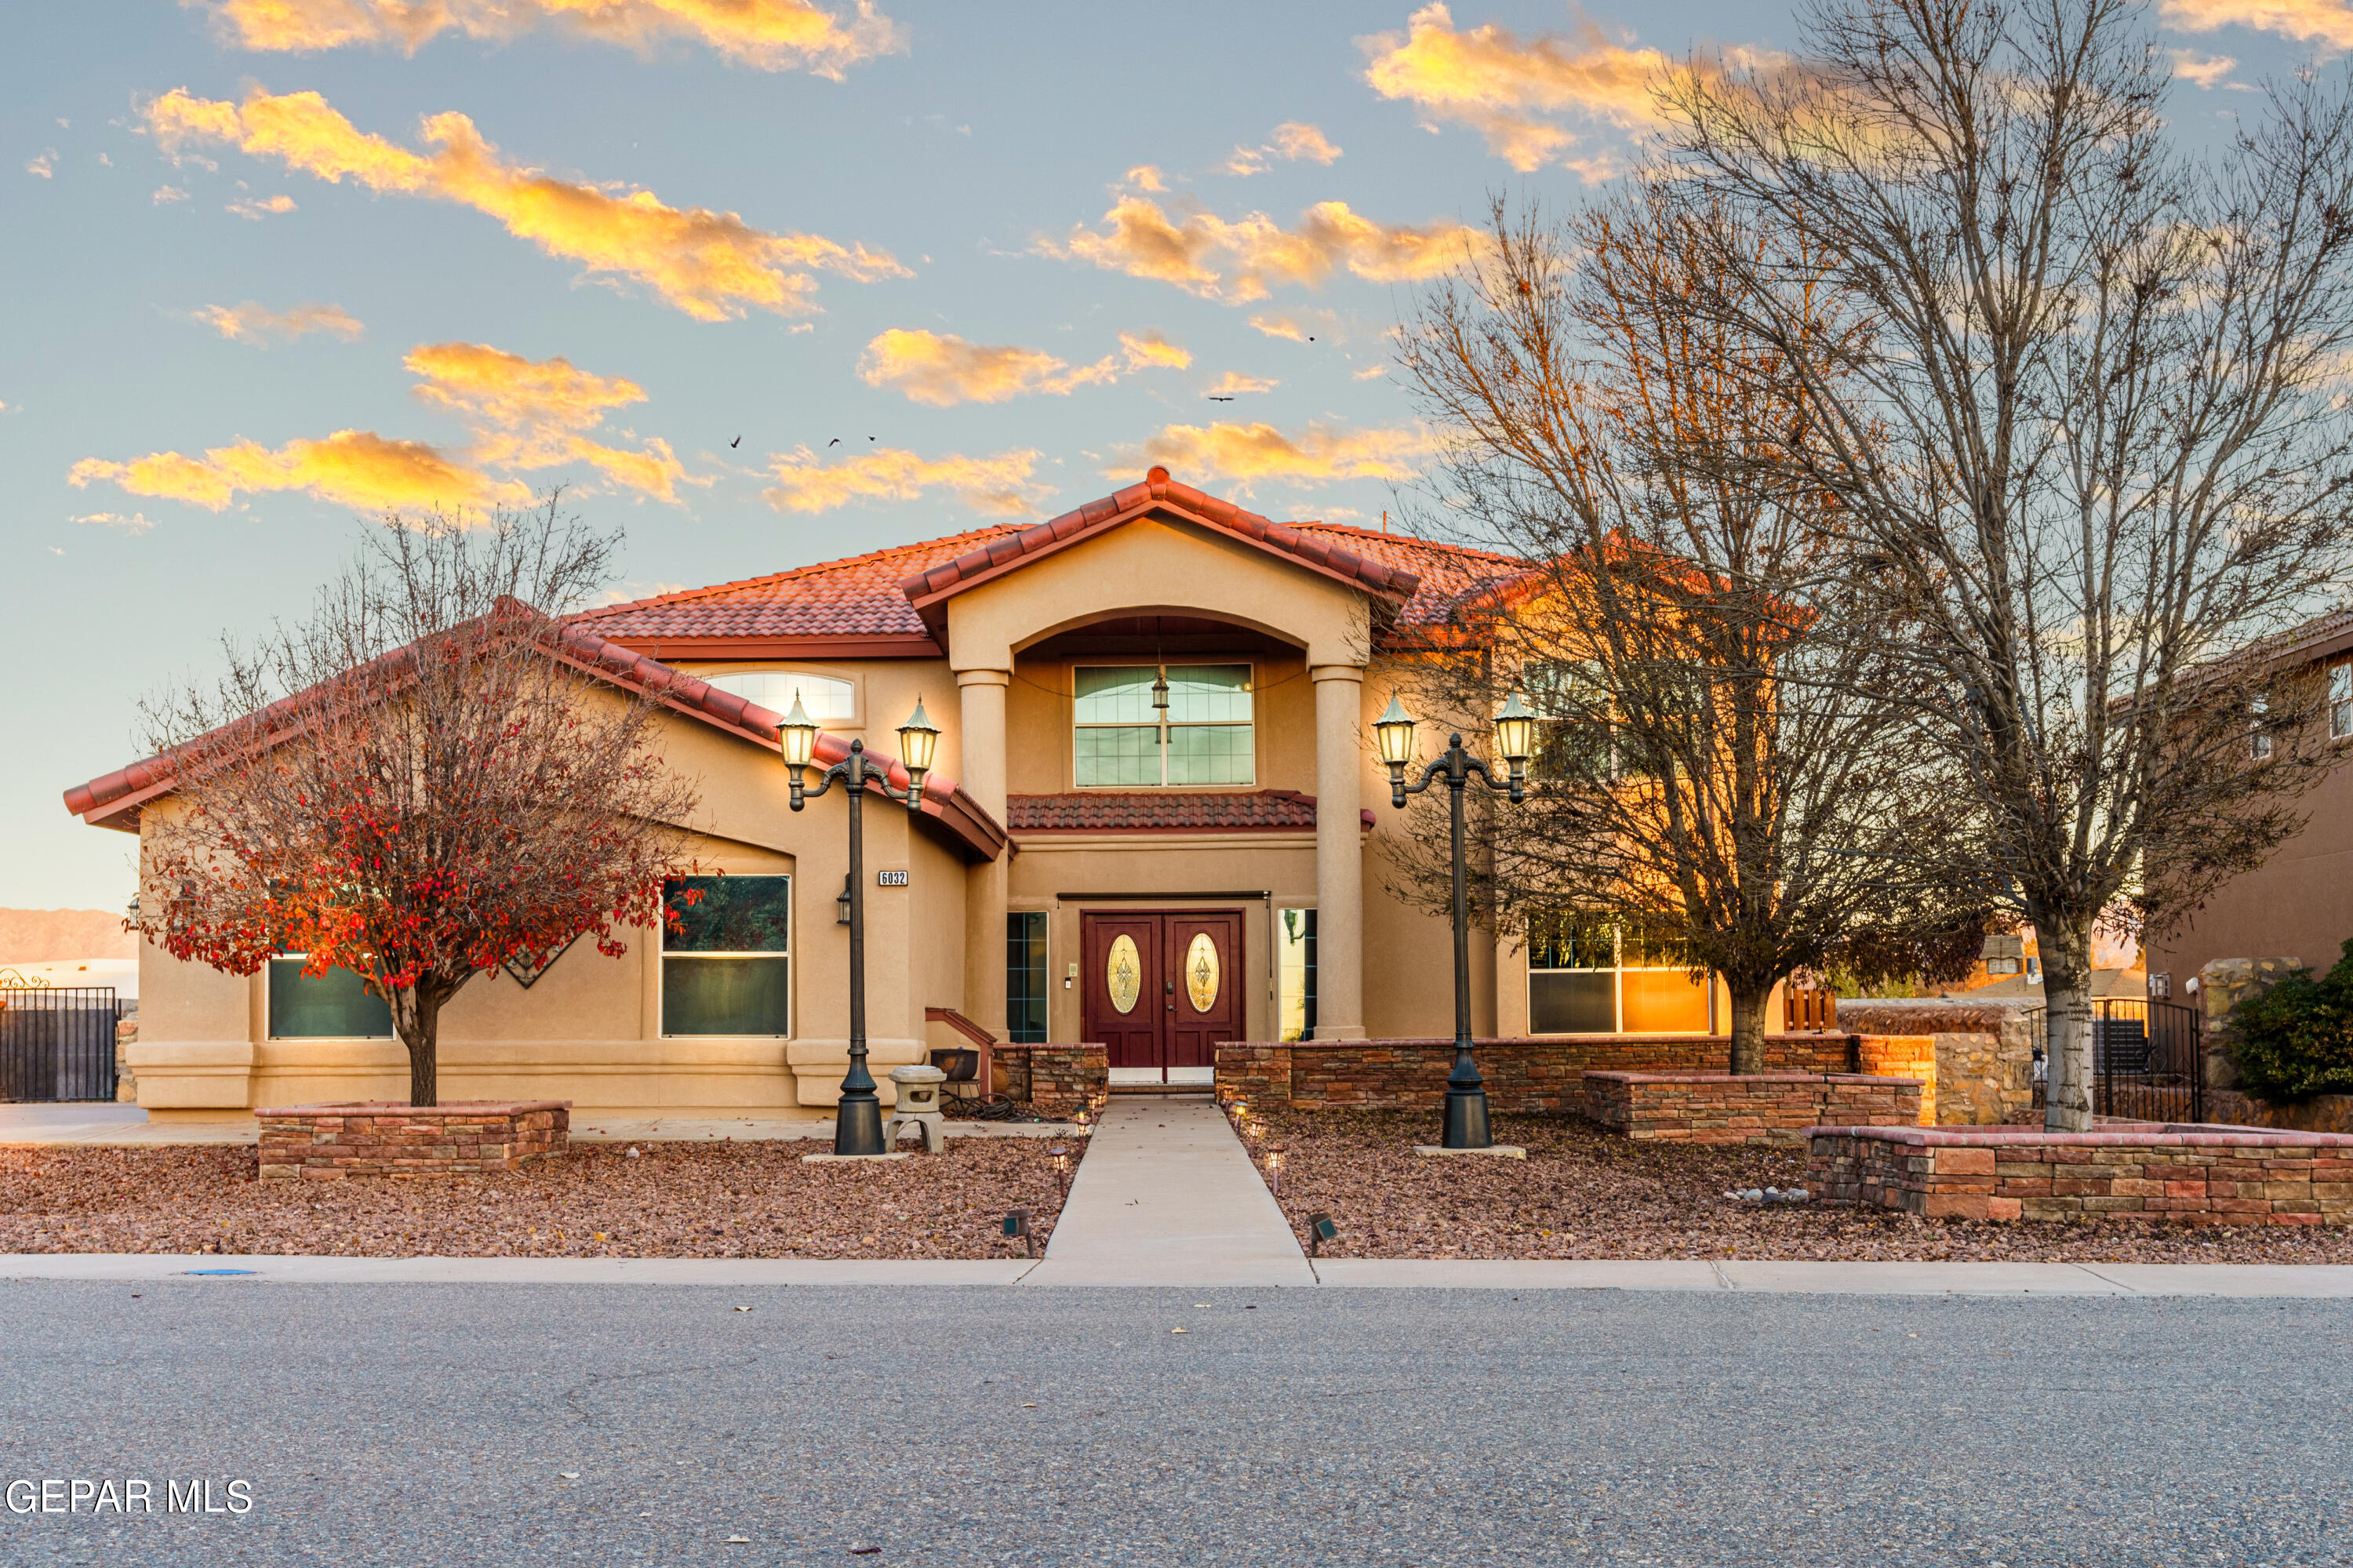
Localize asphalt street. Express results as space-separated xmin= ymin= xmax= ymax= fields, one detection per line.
xmin=0 ymin=1281 xmax=2347 ymax=1566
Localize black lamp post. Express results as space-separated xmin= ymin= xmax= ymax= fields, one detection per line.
xmin=1373 ymin=693 xmax=1537 ymax=1150
xmin=780 ymin=693 xmax=941 ymax=1158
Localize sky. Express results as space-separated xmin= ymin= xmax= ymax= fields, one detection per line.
xmin=0 ymin=0 xmax=2333 ymax=912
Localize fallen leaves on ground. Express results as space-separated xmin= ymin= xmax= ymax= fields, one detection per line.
xmin=1249 ymin=1109 xmax=2353 ymax=1264
xmin=0 ymin=1140 xmax=1065 ymax=1259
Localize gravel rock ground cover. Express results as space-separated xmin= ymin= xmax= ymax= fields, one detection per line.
xmin=1245 ymin=1108 xmax=2353 ymax=1263
xmin=0 ymin=1138 xmax=1071 ymax=1258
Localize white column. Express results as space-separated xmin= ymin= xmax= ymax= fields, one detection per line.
xmin=958 ymin=668 xmax=1012 ymax=1039
xmin=1311 ymin=664 xmax=1367 ymax=1040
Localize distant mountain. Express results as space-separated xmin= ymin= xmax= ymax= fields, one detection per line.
xmin=0 ymin=908 xmax=135 ymax=965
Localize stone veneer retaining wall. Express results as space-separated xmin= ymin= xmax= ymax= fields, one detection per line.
xmin=1214 ymin=1034 xmax=1862 ymax=1113
xmin=256 ymin=1101 xmax=569 ymax=1180
xmin=1835 ymin=1002 xmax=2040 ymax=1126
xmin=991 ymin=1045 xmax=1107 ymax=1117
xmin=1806 ymin=1124 xmax=2353 ymax=1224
xmin=1584 ymin=1071 xmax=1926 ymax=1145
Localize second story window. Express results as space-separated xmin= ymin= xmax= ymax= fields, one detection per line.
xmin=704 ymin=671 xmax=855 ymax=722
xmin=1074 ymin=664 xmax=1253 ymax=788
xmin=2332 ymin=660 xmax=2351 ymax=741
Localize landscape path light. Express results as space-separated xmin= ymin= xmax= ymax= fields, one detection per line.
xmin=781 ymin=692 xmax=941 ymax=1158
xmin=1374 ymin=693 xmax=1533 ymax=1150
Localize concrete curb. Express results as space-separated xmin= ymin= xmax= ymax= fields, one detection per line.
xmin=6 ymin=1254 xmax=2353 ymax=1295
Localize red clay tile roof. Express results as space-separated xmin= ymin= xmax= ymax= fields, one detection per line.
xmin=1007 ymin=789 xmax=1376 ymax=835
xmin=1286 ymin=521 xmax=1528 ymax=628
xmin=567 ymin=471 xmax=1526 ymax=657
xmin=898 ymin=470 xmax=1425 ymax=631
xmin=63 ymin=619 xmax=1008 ymax=860
xmin=570 ymin=523 xmax=1032 ymax=650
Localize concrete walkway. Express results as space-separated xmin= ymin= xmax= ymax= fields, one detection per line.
xmin=1024 ymin=1093 xmax=1314 ymax=1286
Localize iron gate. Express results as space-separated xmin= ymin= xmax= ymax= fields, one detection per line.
xmin=0 ymin=984 xmax=121 ymax=1102
xmin=2091 ymin=997 xmax=2204 ymax=1124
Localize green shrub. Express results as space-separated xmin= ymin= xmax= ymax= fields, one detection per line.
xmin=2229 ymin=938 xmax=2353 ymax=1101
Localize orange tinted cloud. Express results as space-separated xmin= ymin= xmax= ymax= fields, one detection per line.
xmin=1042 ymin=197 xmax=1481 ymax=303
xmin=1120 ymin=420 xmax=1432 ymax=489
xmin=2160 ymin=0 xmax=2353 ymax=45
xmin=1361 ymin=2 xmax=1675 ymax=173
xmin=405 ymin=340 xmax=689 ymax=500
xmin=762 ymin=446 xmax=1049 ymax=515
xmin=70 ymin=430 xmax=526 ymax=513
xmin=147 ymin=86 xmax=905 ymax=319
xmin=1202 ymin=372 xmax=1278 ymax=397
xmin=1118 ymin=329 xmax=1191 ymax=370
xmin=227 ymin=192 xmax=297 ymax=217
xmin=205 ymin=0 xmax=904 ymax=76
xmin=1224 ymin=121 xmax=1344 ymax=177
xmin=194 ymin=300 xmax=364 ymax=343
xmin=71 ymin=340 xmax=688 ymax=514
xmin=856 ymin=329 xmax=1116 ymax=406
xmin=1271 ymin=122 xmax=1344 ymax=163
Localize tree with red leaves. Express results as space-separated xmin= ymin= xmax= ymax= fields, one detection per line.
xmin=133 ymin=497 xmax=701 ymax=1105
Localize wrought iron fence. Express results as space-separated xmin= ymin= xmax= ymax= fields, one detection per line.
xmin=2092 ymin=998 xmax=2203 ymax=1125
xmin=0 ymin=984 xmax=121 ymax=1102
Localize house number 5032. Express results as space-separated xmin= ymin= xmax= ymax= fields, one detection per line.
xmin=875 ymin=870 xmax=909 ymax=887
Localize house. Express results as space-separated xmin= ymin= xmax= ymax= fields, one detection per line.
xmin=64 ymin=468 xmax=1749 ymax=1121
xmin=2146 ymin=606 xmax=2353 ymax=999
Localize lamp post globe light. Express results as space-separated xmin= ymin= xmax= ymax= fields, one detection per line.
xmin=780 ymin=692 xmax=941 ymax=1158
xmin=1374 ymin=693 xmax=1534 ymax=1150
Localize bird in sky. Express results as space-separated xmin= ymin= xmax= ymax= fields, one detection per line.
xmin=1207 ymin=395 xmax=1235 ymax=402
xmin=729 ymin=436 xmax=741 ymax=449
xmin=828 ymin=438 xmax=841 ymax=446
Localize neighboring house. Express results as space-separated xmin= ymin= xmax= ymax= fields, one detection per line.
xmin=63 ymin=468 xmax=1752 ymax=1120
xmin=2146 ymin=606 xmax=2353 ymax=999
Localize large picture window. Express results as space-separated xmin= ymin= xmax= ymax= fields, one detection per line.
xmin=662 ymin=875 xmax=791 ymax=1036
xmin=1526 ymin=914 xmax=1713 ymax=1035
xmin=267 ymin=957 xmax=394 ymax=1039
xmin=1074 ymin=664 xmax=1253 ymax=787
xmin=1006 ymin=911 xmax=1048 ymax=1043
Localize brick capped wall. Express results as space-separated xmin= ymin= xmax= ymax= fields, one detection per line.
xmin=1584 ymin=1071 xmax=1926 ymax=1145
xmin=1213 ymin=1035 xmax=1862 ymax=1113
xmin=1807 ymin=1125 xmax=2353 ymax=1224
xmin=992 ymin=1045 xmax=1107 ymax=1117
xmin=1856 ymin=1035 xmax=1937 ymax=1124
xmin=256 ymin=1101 xmax=568 ymax=1181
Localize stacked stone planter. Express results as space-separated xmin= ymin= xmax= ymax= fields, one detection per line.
xmin=990 ymin=1045 xmax=1107 ymax=1117
xmin=256 ymin=1101 xmax=569 ymax=1180
xmin=1584 ymin=1071 xmax=1926 ymax=1145
xmin=1807 ymin=1124 xmax=2353 ymax=1224
xmin=1214 ymin=1034 xmax=1864 ymax=1113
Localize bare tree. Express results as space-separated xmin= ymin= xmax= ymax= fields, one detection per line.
xmin=134 ymin=497 xmax=702 ymax=1105
xmin=1653 ymin=0 xmax=2353 ymax=1126
xmin=1395 ymin=190 xmax=1987 ymax=1071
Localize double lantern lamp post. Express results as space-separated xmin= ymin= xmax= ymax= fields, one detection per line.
xmin=1373 ymin=693 xmax=1537 ymax=1151
xmin=778 ymin=693 xmax=941 ymax=1158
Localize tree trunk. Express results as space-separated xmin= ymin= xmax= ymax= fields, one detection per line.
xmin=1727 ymin=984 xmax=1769 ymax=1075
xmin=2040 ymin=917 xmax=2097 ymax=1133
xmin=394 ymin=989 xmax=446 ymax=1108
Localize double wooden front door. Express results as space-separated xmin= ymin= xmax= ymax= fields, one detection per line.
xmin=1081 ymin=911 xmax=1242 ymax=1082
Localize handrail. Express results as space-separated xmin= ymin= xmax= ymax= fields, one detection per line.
xmin=924 ymin=1006 xmax=998 ymax=1049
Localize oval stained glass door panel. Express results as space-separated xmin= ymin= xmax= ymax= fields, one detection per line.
xmin=1106 ymin=934 xmax=1143 ymax=1014
xmin=1184 ymin=932 xmax=1220 ymax=1013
